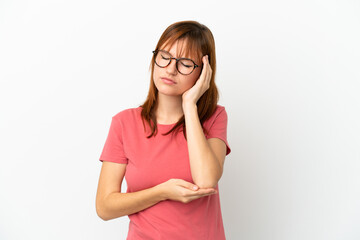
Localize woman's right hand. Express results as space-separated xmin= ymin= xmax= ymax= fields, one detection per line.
xmin=156 ymin=178 xmax=217 ymax=204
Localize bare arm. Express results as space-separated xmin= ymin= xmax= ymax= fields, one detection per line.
xmin=96 ymin=161 xmax=217 ymax=221
xmin=183 ymin=105 xmax=227 ymax=189
xmin=182 ymin=55 xmax=227 ymax=189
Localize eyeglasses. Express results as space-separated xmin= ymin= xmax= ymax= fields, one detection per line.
xmin=152 ymin=50 xmax=199 ymax=75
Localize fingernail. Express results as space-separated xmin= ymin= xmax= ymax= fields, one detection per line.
xmin=193 ymin=186 xmax=198 ymax=190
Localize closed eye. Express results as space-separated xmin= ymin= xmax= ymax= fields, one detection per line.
xmin=180 ymin=61 xmax=192 ymax=68
xmin=161 ymin=54 xmax=170 ymax=60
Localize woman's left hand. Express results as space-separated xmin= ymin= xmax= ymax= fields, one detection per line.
xmin=182 ymin=55 xmax=212 ymax=108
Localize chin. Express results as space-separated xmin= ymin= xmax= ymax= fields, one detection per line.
xmin=156 ymin=87 xmax=183 ymax=97
xmin=159 ymin=90 xmax=183 ymax=97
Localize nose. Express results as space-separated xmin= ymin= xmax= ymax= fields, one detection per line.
xmin=166 ymin=58 xmax=178 ymax=75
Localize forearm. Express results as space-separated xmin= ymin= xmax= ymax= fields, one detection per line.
xmin=98 ymin=185 xmax=165 ymax=221
xmin=184 ymin=104 xmax=222 ymax=188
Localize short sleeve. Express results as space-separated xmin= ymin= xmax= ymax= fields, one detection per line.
xmin=205 ymin=107 xmax=231 ymax=156
xmin=99 ymin=116 xmax=128 ymax=164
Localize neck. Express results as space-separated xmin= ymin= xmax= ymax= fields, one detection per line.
xmin=155 ymin=93 xmax=184 ymax=124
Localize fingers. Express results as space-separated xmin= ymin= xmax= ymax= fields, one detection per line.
xmin=185 ymin=189 xmax=218 ymax=202
xmin=201 ymin=55 xmax=209 ymax=75
xmin=181 ymin=186 xmax=217 ymax=198
xmin=188 ymin=188 xmax=217 ymax=196
xmin=174 ymin=179 xmax=199 ymax=191
xmin=201 ymin=55 xmax=212 ymax=86
xmin=167 ymin=179 xmax=218 ymax=204
xmin=174 ymin=179 xmax=217 ymax=196
xmin=202 ymin=55 xmax=212 ymax=71
xmin=175 ymin=179 xmax=217 ymax=193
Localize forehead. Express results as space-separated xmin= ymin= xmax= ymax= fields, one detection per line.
xmin=160 ymin=39 xmax=200 ymax=61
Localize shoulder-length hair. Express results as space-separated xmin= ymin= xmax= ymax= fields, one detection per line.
xmin=140 ymin=20 xmax=219 ymax=138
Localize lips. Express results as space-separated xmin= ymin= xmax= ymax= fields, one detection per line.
xmin=161 ymin=77 xmax=176 ymax=84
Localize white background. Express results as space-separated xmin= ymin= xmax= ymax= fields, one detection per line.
xmin=1 ymin=0 xmax=359 ymax=239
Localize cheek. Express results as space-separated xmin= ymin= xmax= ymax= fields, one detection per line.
xmin=188 ymin=70 xmax=201 ymax=85
xmin=182 ymin=75 xmax=199 ymax=90
xmin=153 ymin=67 xmax=161 ymax=84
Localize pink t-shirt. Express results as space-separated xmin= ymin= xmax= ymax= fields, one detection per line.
xmin=99 ymin=105 xmax=231 ymax=240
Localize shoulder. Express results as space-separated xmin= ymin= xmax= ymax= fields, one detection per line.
xmin=206 ymin=105 xmax=227 ymax=122
xmin=113 ymin=106 xmax=142 ymax=119
xmin=213 ymin=105 xmax=226 ymax=116
xmin=112 ymin=106 xmax=142 ymax=125
xmin=202 ymin=104 xmax=228 ymax=130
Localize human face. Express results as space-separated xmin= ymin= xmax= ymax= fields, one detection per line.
xmin=153 ymin=40 xmax=202 ymax=97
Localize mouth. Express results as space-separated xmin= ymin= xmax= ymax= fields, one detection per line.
xmin=161 ymin=77 xmax=176 ymax=85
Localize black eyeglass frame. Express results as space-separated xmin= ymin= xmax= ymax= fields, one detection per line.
xmin=152 ymin=50 xmax=200 ymax=75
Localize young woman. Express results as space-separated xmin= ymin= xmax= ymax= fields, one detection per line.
xmin=96 ymin=20 xmax=231 ymax=239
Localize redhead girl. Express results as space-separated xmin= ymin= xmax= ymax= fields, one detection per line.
xmin=96 ymin=20 xmax=231 ymax=240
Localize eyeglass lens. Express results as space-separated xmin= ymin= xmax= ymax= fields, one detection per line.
xmin=155 ymin=50 xmax=195 ymax=75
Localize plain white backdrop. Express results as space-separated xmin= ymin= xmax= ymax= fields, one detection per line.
xmin=1 ymin=0 xmax=359 ymax=239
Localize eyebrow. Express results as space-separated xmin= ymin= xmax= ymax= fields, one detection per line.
xmin=159 ymin=49 xmax=196 ymax=61
xmin=159 ymin=49 xmax=174 ymax=57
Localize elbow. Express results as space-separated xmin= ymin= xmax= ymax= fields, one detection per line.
xmin=198 ymin=183 xmax=218 ymax=189
xmin=96 ymin=196 xmax=127 ymax=221
xmin=96 ymin=205 xmax=110 ymax=221
xmin=97 ymin=207 xmax=118 ymax=221
xmin=193 ymin=170 xmax=223 ymax=189
xmin=194 ymin=179 xmax=219 ymax=189
xmin=96 ymin=198 xmax=112 ymax=221
xmin=97 ymin=209 xmax=126 ymax=221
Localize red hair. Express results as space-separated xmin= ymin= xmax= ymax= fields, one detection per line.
xmin=140 ymin=20 xmax=219 ymax=138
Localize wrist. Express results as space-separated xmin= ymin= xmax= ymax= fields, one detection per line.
xmin=154 ymin=183 xmax=168 ymax=201
xmin=182 ymin=102 xmax=197 ymax=113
